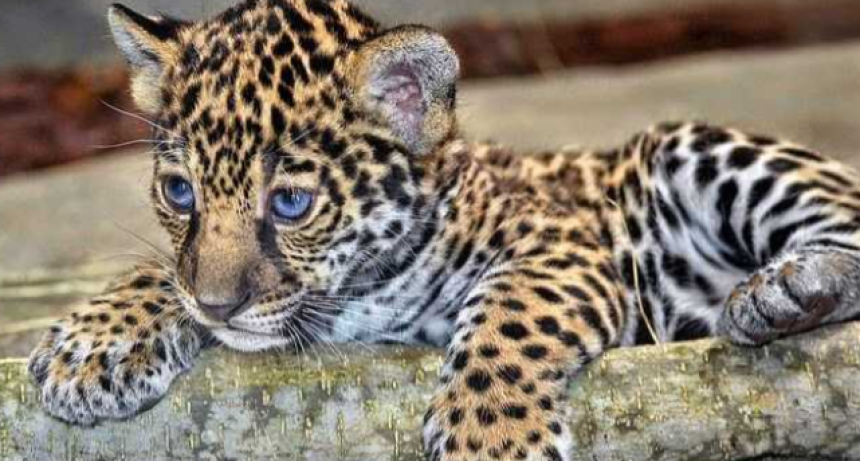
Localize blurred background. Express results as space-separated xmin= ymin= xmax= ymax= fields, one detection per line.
xmin=3 ymin=0 xmax=860 ymax=357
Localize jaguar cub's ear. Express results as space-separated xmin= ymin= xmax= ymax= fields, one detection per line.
xmin=108 ymin=4 xmax=187 ymax=114
xmin=347 ymin=26 xmax=460 ymax=156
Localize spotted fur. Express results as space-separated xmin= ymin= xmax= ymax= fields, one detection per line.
xmin=29 ymin=1 xmax=860 ymax=459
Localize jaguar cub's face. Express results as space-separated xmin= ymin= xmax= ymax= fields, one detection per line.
xmin=109 ymin=0 xmax=459 ymax=350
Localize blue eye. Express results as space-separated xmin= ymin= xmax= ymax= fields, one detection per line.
xmin=271 ymin=189 xmax=313 ymax=221
xmin=163 ymin=176 xmax=194 ymax=213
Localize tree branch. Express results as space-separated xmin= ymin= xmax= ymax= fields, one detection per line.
xmin=2 ymin=323 xmax=860 ymax=460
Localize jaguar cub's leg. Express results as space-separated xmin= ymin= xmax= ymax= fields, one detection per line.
xmin=424 ymin=226 xmax=623 ymax=461
xmin=634 ymin=122 xmax=860 ymax=345
xmin=28 ymin=261 xmax=207 ymax=425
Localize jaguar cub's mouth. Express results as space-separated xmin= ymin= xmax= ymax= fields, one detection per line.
xmin=208 ymin=298 xmax=331 ymax=352
xmin=173 ymin=292 xmax=303 ymax=350
xmin=210 ymin=326 xmax=294 ymax=352
xmin=224 ymin=325 xmax=288 ymax=338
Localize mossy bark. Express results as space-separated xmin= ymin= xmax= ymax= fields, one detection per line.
xmin=1 ymin=322 xmax=860 ymax=461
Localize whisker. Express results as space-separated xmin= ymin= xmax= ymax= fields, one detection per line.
xmin=91 ymin=139 xmax=168 ymax=150
xmin=303 ymin=296 xmax=406 ymax=314
xmin=292 ymin=319 xmax=323 ymax=363
xmin=111 ymin=224 xmax=175 ymax=265
xmin=302 ymin=302 xmax=399 ymax=341
xmin=101 ymin=100 xmax=182 ymax=139
xmin=307 ymin=306 xmax=400 ymax=325
xmin=281 ymin=126 xmax=318 ymax=150
xmin=302 ymin=310 xmax=379 ymax=355
xmin=300 ymin=316 xmax=350 ymax=363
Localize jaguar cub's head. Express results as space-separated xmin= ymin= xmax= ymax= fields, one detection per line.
xmin=108 ymin=0 xmax=460 ymax=350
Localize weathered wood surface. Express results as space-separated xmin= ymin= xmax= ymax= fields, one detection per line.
xmin=1 ymin=320 xmax=860 ymax=461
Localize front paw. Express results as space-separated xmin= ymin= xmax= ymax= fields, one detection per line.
xmin=27 ymin=314 xmax=199 ymax=425
xmin=423 ymin=384 xmax=571 ymax=461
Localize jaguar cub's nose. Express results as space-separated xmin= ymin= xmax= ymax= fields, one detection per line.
xmin=196 ymin=293 xmax=251 ymax=322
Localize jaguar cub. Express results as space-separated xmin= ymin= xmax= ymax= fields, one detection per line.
xmin=28 ymin=0 xmax=860 ymax=459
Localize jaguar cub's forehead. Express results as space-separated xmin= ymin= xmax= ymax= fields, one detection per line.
xmin=156 ymin=0 xmax=380 ymax=177
xmin=174 ymin=0 xmax=378 ymax=85
xmin=174 ymin=0 xmax=377 ymax=84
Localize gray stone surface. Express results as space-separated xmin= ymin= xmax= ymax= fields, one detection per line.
xmin=0 ymin=153 xmax=164 ymax=273
xmin=460 ymin=42 xmax=860 ymax=163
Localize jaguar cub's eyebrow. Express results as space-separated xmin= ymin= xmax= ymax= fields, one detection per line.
xmin=272 ymin=150 xmax=318 ymax=175
xmin=154 ymin=147 xmax=186 ymax=165
xmin=257 ymin=148 xmax=316 ymax=187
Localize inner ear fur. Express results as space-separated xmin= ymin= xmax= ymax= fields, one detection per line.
xmin=347 ymin=25 xmax=460 ymax=156
xmin=108 ymin=3 xmax=186 ymax=114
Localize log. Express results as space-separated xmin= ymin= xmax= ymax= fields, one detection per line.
xmin=2 ymin=322 xmax=860 ymax=461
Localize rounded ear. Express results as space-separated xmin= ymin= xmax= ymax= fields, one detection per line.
xmin=108 ymin=3 xmax=187 ymax=114
xmin=346 ymin=26 xmax=460 ymax=156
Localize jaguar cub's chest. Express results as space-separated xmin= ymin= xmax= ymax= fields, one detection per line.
xmin=327 ymin=239 xmax=496 ymax=346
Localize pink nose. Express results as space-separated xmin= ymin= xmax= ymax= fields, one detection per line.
xmin=196 ymin=293 xmax=250 ymax=322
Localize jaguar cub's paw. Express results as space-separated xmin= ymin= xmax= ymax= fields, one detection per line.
xmin=28 ymin=301 xmax=201 ymax=425
xmin=718 ymin=248 xmax=860 ymax=346
xmin=423 ymin=387 xmax=571 ymax=461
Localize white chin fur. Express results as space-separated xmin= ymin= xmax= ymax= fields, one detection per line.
xmin=211 ymin=328 xmax=290 ymax=352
